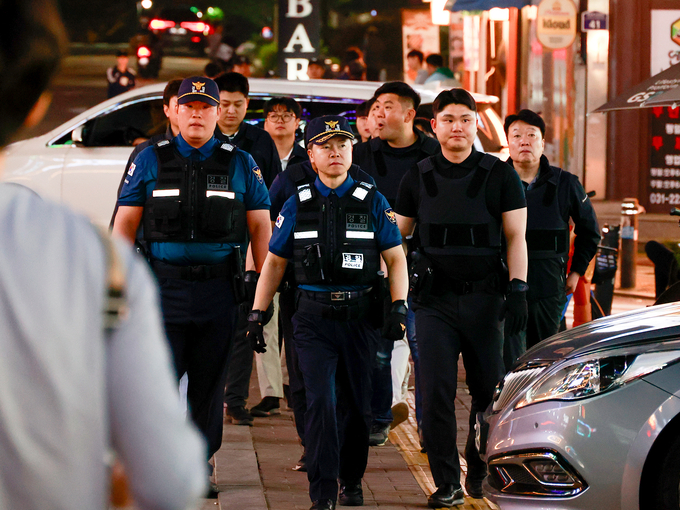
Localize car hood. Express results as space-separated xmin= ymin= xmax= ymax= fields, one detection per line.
xmin=517 ymin=303 xmax=680 ymax=364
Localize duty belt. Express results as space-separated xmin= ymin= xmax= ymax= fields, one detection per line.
xmin=434 ymin=272 xmax=500 ymax=295
xmin=295 ymin=290 xmax=373 ymax=320
xmin=298 ymin=287 xmax=373 ymax=303
xmin=150 ymin=259 xmax=230 ymax=281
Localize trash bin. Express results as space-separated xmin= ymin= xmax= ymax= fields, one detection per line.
xmin=620 ymin=198 xmax=644 ymax=289
xmin=592 ymin=224 xmax=620 ymax=316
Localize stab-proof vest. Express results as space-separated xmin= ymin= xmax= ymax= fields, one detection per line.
xmin=525 ymin=167 xmax=569 ymax=260
xmin=293 ymin=181 xmax=380 ymax=285
xmin=143 ymin=139 xmax=247 ymax=243
xmin=417 ymin=154 xmax=502 ymax=257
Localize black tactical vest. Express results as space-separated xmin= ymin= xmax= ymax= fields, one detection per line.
xmin=293 ymin=181 xmax=381 ymax=285
xmin=525 ymin=167 xmax=569 ymax=260
xmin=142 ymin=139 xmax=247 ymax=243
xmin=417 ymin=154 xmax=502 ymax=257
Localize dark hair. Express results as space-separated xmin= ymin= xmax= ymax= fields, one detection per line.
xmin=162 ymin=79 xmax=183 ymax=106
xmin=356 ymin=99 xmax=373 ymax=118
xmin=373 ymin=81 xmax=421 ymax=111
xmin=425 ymin=53 xmax=444 ymax=68
xmin=203 ymin=62 xmax=223 ymax=79
xmin=414 ymin=117 xmax=436 ymax=139
xmin=504 ymin=109 xmax=546 ymax=137
xmin=407 ymin=49 xmax=424 ymax=63
xmin=308 ymin=58 xmax=325 ymax=69
xmin=264 ymin=96 xmax=301 ymax=118
xmin=344 ymin=46 xmax=363 ymax=63
xmin=347 ymin=60 xmax=366 ymax=80
xmin=214 ymin=72 xmax=249 ymax=96
xmin=0 ymin=0 xmax=67 ymax=148
xmin=432 ymin=88 xmax=477 ymax=116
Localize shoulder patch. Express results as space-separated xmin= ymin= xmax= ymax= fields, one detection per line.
xmin=221 ymin=143 xmax=235 ymax=152
xmin=252 ymin=166 xmax=264 ymax=185
xmin=385 ymin=208 xmax=397 ymax=225
xmin=127 ymin=162 xmax=136 ymax=176
xmin=275 ymin=213 xmax=285 ymax=229
xmin=156 ymin=139 xmax=170 ymax=147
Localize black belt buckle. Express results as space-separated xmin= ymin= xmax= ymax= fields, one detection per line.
xmin=331 ymin=291 xmax=346 ymax=301
xmin=189 ymin=265 xmax=206 ymax=281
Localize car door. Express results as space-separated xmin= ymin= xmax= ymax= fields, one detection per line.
xmin=60 ymin=95 xmax=165 ymax=227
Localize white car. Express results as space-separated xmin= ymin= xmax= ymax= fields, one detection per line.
xmin=1 ymin=79 xmax=508 ymax=228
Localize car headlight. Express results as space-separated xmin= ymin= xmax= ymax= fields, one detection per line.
xmin=515 ymin=350 xmax=680 ymax=409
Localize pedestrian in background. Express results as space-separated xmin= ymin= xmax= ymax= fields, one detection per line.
xmin=0 ymin=2 xmax=207 ymax=508
xmin=406 ymin=49 xmax=428 ymax=84
xmin=503 ymin=109 xmax=599 ymax=367
xmin=247 ymin=115 xmax=409 ymax=510
xmin=424 ymin=54 xmax=459 ymax=86
xmin=307 ymin=58 xmax=327 ymax=79
xmin=107 ymin=50 xmax=136 ymax=98
xmin=355 ymin=99 xmax=375 ymax=143
xmin=395 ymin=88 xmax=527 ymax=507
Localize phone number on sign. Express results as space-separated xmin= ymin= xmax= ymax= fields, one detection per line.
xmin=650 ymin=193 xmax=680 ymax=204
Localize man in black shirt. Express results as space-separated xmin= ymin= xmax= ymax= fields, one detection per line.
xmin=503 ymin=109 xmax=599 ymax=366
xmin=395 ymin=88 xmax=527 ymax=507
xmin=353 ymin=81 xmax=440 ymax=447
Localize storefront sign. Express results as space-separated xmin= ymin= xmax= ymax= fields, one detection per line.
xmin=536 ymin=0 xmax=577 ymax=50
xmin=278 ymin=0 xmax=320 ymax=80
xmin=651 ymin=10 xmax=680 ymax=74
xmin=402 ymin=9 xmax=440 ymax=83
xmin=581 ymin=11 xmax=607 ymax=31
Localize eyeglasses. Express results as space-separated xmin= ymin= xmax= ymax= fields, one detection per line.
xmin=267 ymin=112 xmax=296 ymax=123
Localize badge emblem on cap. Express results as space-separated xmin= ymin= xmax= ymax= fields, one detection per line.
xmin=192 ymin=81 xmax=205 ymax=93
xmin=325 ymin=120 xmax=339 ymax=132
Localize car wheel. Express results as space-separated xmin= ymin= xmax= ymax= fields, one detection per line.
xmin=651 ymin=434 xmax=680 ymax=509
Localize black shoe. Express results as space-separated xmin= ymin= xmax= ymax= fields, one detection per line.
xmin=250 ymin=396 xmax=281 ymax=417
xmin=464 ymin=476 xmax=484 ymax=499
xmin=427 ymin=484 xmax=464 ymax=508
xmin=368 ymin=423 xmax=390 ymax=446
xmin=206 ymin=481 xmax=220 ymax=499
xmin=293 ymin=452 xmax=307 ymax=472
xmin=338 ymin=482 xmax=363 ymax=506
xmin=283 ymin=383 xmax=292 ymax=409
xmin=310 ymin=499 xmax=336 ymax=510
xmin=226 ymin=405 xmax=253 ymax=426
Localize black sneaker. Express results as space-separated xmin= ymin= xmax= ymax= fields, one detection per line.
xmin=368 ymin=423 xmax=390 ymax=446
xmin=206 ymin=481 xmax=220 ymax=499
xmin=250 ymin=396 xmax=281 ymax=417
xmin=464 ymin=468 xmax=486 ymax=499
xmin=310 ymin=499 xmax=336 ymax=510
xmin=226 ymin=405 xmax=253 ymax=426
xmin=338 ymin=481 xmax=363 ymax=506
xmin=427 ymin=484 xmax=464 ymax=508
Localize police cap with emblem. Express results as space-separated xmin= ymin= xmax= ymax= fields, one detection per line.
xmin=177 ymin=76 xmax=220 ymax=107
xmin=305 ymin=115 xmax=355 ymax=146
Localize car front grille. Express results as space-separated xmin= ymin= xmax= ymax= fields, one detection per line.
xmin=492 ymin=364 xmax=549 ymax=412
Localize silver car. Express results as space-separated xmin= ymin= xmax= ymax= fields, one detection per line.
xmin=479 ymin=303 xmax=680 ymax=510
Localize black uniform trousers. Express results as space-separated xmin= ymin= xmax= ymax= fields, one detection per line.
xmin=415 ymin=288 xmax=505 ymax=488
xmin=293 ymin=304 xmax=379 ymax=502
xmin=223 ymin=307 xmax=253 ymax=409
xmin=157 ymin=274 xmax=238 ymax=461
xmin=279 ymin=284 xmax=307 ymax=446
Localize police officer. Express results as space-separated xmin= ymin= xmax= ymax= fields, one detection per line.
xmin=503 ymin=109 xmax=599 ymax=366
xmin=112 ymin=76 xmax=272 ymax=495
xmin=268 ymin=141 xmax=377 ymax=472
xmin=395 ymin=89 xmax=528 ymax=507
xmin=248 ymin=116 xmax=409 ymax=510
xmin=354 ymin=81 xmax=440 ymax=446
xmin=106 ymin=50 xmax=136 ymax=98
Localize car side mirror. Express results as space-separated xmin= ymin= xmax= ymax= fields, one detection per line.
xmin=71 ymin=125 xmax=85 ymax=146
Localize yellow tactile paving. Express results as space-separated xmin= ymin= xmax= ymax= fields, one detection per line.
xmin=389 ymin=390 xmax=499 ymax=510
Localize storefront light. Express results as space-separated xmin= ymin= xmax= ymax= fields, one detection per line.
xmin=489 ymin=8 xmax=509 ymax=21
xmin=431 ymin=0 xmax=450 ymax=25
xmin=525 ymin=5 xmax=538 ymax=20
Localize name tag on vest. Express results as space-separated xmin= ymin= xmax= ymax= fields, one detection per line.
xmin=342 ymin=253 xmax=364 ymax=269
xmin=294 ymin=231 xmax=318 ymax=239
xmin=152 ymin=189 xmax=180 ymax=197
xmin=346 ymin=231 xmax=375 ymax=239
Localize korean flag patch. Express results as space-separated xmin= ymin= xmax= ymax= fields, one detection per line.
xmin=384 ymin=208 xmax=397 ymax=225
xmin=275 ymin=213 xmax=284 ymax=229
xmin=253 ymin=166 xmax=264 ymax=185
xmin=127 ymin=162 xmax=136 ymax=176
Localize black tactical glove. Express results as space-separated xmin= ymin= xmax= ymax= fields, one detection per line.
xmin=247 ymin=310 xmax=267 ymax=353
xmin=244 ymin=270 xmax=259 ymax=303
xmin=501 ymin=279 xmax=529 ymax=336
xmin=382 ymin=299 xmax=408 ymax=340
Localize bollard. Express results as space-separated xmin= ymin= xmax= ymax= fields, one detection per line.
xmin=620 ymin=198 xmax=643 ymax=289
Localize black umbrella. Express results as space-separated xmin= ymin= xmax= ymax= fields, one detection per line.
xmin=592 ymin=62 xmax=680 ymax=113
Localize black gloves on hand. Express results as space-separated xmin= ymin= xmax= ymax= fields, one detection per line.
xmin=502 ymin=279 xmax=529 ymax=336
xmin=247 ymin=310 xmax=267 ymax=353
xmin=382 ymin=299 xmax=408 ymax=340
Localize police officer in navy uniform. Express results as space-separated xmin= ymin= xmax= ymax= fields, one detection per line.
xmin=247 ymin=116 xmax=409 ymax=510
xmin=112 ymin=76 xmax=272 ymax=495
xmin=395 ymin=89 xmax=528 ymax=507
xmin=268 ymin=142 xmax=377 ymax=472
xmin=503 ymin=109 xmax=599 ymax=367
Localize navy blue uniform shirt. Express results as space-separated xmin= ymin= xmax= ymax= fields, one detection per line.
xmin=269 ymin=174 xmax=401 ymax=291
xmin=117 ymin=133 xmax=270 ymax=265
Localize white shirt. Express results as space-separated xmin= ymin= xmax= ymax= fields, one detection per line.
xmin=0 ymin=184 xmax=207 ymax=510
xmin=280 ymin=145 xmax=294 ymax=171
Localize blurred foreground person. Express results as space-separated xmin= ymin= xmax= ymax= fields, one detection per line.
xmin=0 ymin=1 xmax=207 ymax=508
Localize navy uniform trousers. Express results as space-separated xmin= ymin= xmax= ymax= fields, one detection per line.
xmin=292 ymin=304 xmax=379 ymax=502
xmin=414 ymin=287 xmax=506 ymax=488
xmin=157 ymin=274 xmax=238 ymax=461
